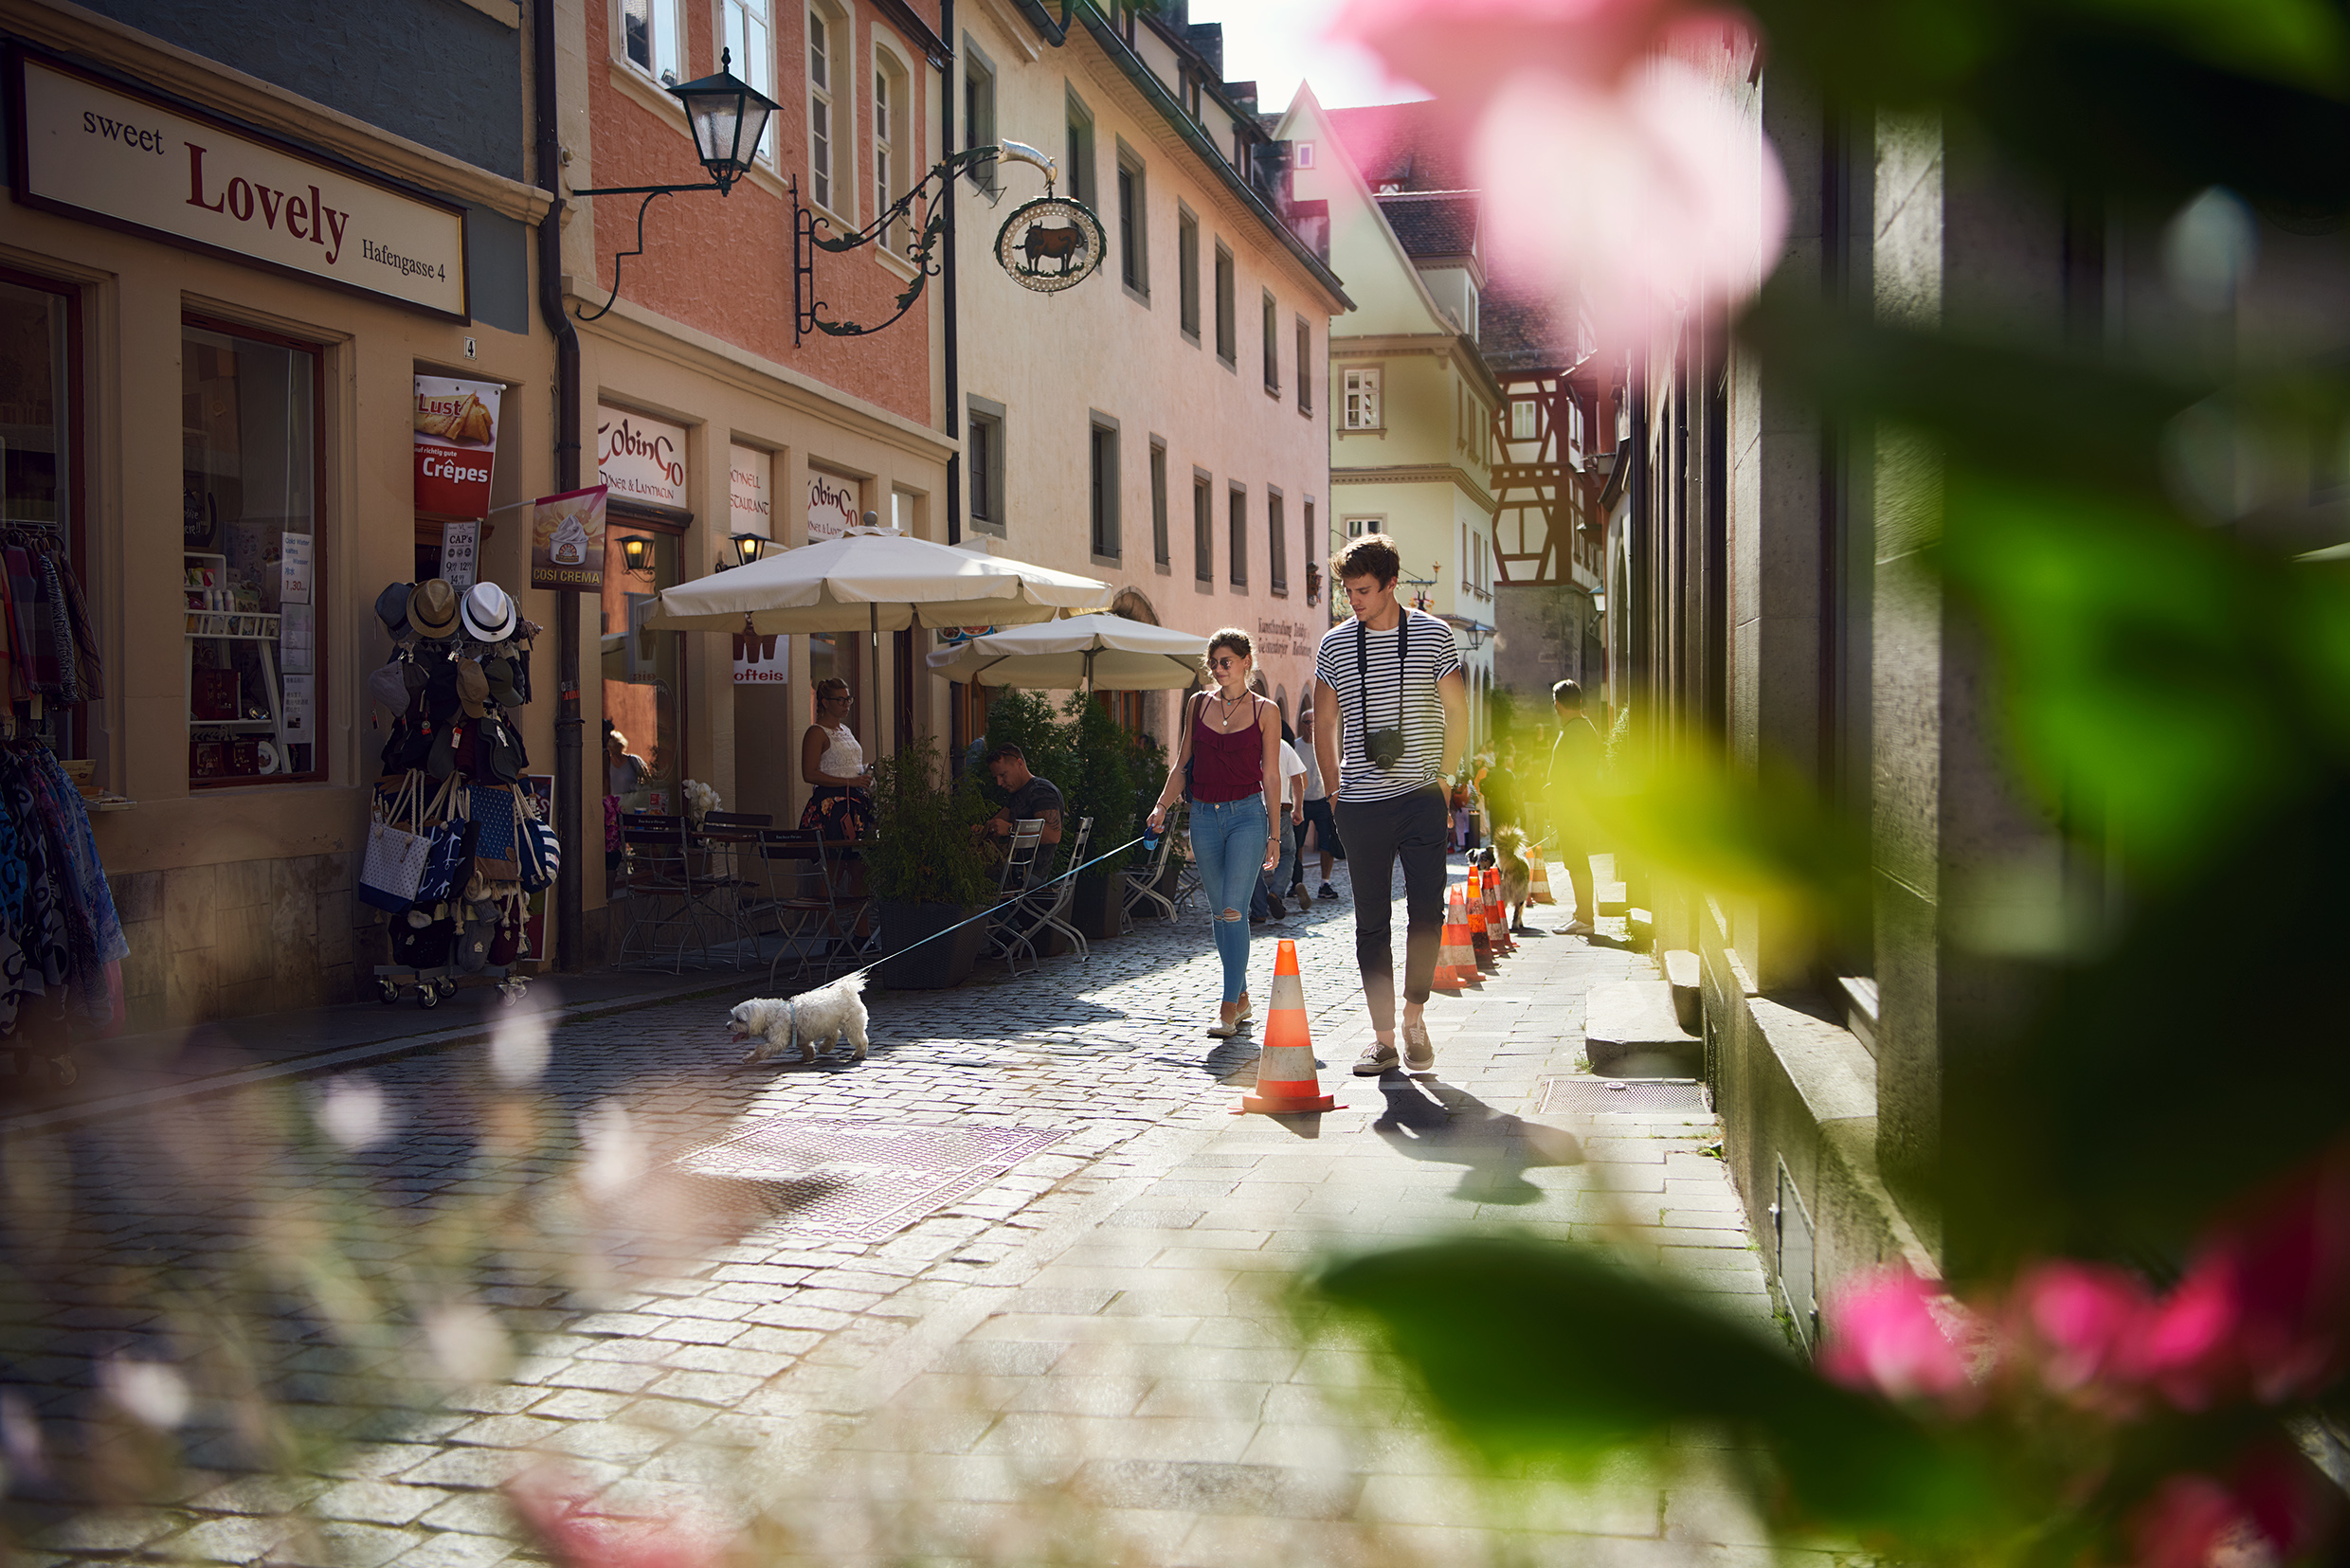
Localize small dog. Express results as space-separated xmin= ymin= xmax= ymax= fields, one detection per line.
xmin=731 ymin=972 xmax=870 ymax=1065
xmin=1492 ymin=831 xmax=1533 ymax=934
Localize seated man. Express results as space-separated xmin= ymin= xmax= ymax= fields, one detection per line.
xmin=980 ymin=742 xmax=1064 ymax=886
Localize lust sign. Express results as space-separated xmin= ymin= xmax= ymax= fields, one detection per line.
xmin=10 ymin=54 xmax=468 ymax=317
xmin=415 ymin=376 xmax=502 ymax=517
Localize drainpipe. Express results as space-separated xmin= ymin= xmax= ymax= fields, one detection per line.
xmin=533 ymin=0 xmax=585 ymax=970
xmin=942 ymin=0 xmax=961 ymax=545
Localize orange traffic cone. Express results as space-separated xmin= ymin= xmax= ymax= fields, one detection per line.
xmin=1241 ymin=939 xmax=1337 ymax=1114
xmin=1432 ymin=886 xmax=1475 ymax=992
xmin=1466 ymin=871 xmax=1495 ymax=968
xmin=1529 ymin=844 xmax=1557 ymax=906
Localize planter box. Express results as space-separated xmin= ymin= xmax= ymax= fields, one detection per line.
xmin=875 ymin=902 xmax=986 ymax=989
xmin=1073 ymin=874 xmax=1128 ymax=942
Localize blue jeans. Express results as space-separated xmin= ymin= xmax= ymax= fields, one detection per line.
xmin=1190 ymin=794 xmax=1268 ymax=1002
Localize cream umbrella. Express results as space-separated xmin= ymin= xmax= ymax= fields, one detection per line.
xmin=925 ymin=612 xmax=1209 ymax=692
xmin=642 ymin=528 xmax=1112 ymax=759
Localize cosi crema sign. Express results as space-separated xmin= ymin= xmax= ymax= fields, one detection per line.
xmin=8 ymin=52 xmax=469 ymax=319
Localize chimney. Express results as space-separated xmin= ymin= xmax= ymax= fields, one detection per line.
xmin=1185 ymin=22 xmax=1222 ymax=79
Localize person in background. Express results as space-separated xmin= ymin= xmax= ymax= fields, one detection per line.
xmin=799 ymin=676 xmax=875 ymax=839
xmin=1482 ymin=748 xmax=1522 ymax=838
xmin=1546 ymin=677 xmax=1602 ymax=937
xmin=1147 ymin=630 xmax=1281 ymax=1039
xmin=980 ymin=743 xmax=1066 ymax=884
xmin=1295 ymin=707 xmax=1345 ymax=903
xmin=604 ymin=722 xmax=647 ymax=878
xmin=1250 ymin=710 xmax=1309 ymax=925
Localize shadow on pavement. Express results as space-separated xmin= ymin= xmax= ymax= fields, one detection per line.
xmin=1369 ymin=1076 xmax=1583 ymax=1204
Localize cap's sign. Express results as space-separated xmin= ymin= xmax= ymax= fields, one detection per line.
xmin=9 ymin=53 xmax=468 ymax=318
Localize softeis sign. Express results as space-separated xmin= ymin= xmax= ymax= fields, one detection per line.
xmin=9 ymin=53 xmax=470 ymax=319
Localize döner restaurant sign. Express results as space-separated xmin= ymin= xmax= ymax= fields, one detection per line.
xmin=8 ymin=52 xmax=469 ymax=319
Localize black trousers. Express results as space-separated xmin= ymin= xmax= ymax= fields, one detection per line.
xmin=1334 ymin=784 xmax=1450 ymax=1034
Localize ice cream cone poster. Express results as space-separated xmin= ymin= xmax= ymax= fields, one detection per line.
xmin=531 ymin=485 xmax=608 ymax=590
xmin=414 ymin=375 xmax=503 ymax=517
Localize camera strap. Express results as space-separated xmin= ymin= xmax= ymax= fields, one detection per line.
xmin=1353 ymin=608 xmax=1406 ymax=764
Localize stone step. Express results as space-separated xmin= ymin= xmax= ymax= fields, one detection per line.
xmin=1596 ymin=881 xmax=1630 ymax=915
xmin=1663 ymin=949 xmax=1701 ymax=1032
xmin=1585 ymin=979 xmax=1701 ymax=1076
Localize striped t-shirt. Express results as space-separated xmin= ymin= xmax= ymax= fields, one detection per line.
xmin=1312 ymin=608 xmax=1461 ymax=802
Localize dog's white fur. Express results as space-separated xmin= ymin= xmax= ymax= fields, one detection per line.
xmin=731 ymin=973 xmax=870 ymax=1065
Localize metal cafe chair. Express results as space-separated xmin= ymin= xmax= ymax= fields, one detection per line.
xmin=991 ymin=815 xmax=1093 ymax=976
xmin=1123 ymin=806 xmax=1184 ymax=926
xmin=757 ymin=828 xmax=840 ymax=987
xmin=978 ymin=819 xmax=1045 ymax=965
xmin=616 ymin=812 xmax=707 ymax=972
xmin=694 ymin=809 xmax=772 ymax=966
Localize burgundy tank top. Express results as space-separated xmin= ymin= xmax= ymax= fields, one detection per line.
xmin=1191 ymin=698 xmax=1264 ymax=802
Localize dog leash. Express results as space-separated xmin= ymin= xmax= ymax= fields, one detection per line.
xmin=830 ymin=831 xmax=1157 ymax=983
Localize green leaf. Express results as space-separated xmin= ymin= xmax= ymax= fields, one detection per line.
xmin=1314 ymin=1239 xmax=1993 ymax=1536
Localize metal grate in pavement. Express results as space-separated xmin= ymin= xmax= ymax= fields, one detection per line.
xmin=672 ymin=1118 xmax=1066 ymax=1243
xmin=1538 ymin=1077 xmax=1709 ymax=1115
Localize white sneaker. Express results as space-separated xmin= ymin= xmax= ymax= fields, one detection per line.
xmin=1402 ymin=1018 xmax=1436 ymax=1072
xmin=1352 ymin=1042 xmax=1400 ymax=1076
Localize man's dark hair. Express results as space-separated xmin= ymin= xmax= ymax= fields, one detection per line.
xmin=1333 ymin=533 xmax=1401 ymax=589
xmin=984 ymin=742 xmax=1026 ymax=766
xmin=1551 ymin=678 xmax=1584 ymax=711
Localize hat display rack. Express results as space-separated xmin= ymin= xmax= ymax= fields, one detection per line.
xmin=363 ymin=575 xmax=547 ymax=1010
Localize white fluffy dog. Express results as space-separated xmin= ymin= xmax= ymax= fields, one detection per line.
xmin=731 ymin=973 xmax=870 ymax=1065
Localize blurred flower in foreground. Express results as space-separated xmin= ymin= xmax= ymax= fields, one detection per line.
xmin=313 ymin=1073 xmax=390 ymax=1150
xmin=508 ymin=1470 xmax=732 ymax=1568
xmin=492 ymin=1001 xmax=552 ymax=1086
xmin=1817 ymin=1267 xmax=1972 ymax=1404
xmin=1331 ymin=0 xmax=1786 ymax=351
xmin=99 ymin=1359 xmax=190 ymax=1431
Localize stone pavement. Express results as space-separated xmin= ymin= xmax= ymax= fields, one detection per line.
xmin=0 ymin=859 xmax=1795 ymax=1567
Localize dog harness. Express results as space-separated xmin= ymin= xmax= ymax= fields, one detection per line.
xmin=783 ymin=998 xmax=798 ymax=1054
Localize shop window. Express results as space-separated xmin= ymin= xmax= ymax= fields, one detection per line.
xmin=623 ymin=0 xmax=684 ymax=84
xmin=0 ymin=273 xmax=89 ymax=763
xmin=603 ymin=528 xmax=684 ymax=812
xmin=724 ymin=0 xmax=778 ymax=162
xmin=183 ymin=318 xmax=321 ymax=786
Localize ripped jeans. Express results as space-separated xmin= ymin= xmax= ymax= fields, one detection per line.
xmin=1189 ymin=793 xmax=1269 ymax=1003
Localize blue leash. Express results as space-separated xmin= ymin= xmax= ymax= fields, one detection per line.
xmin=829 ymin=830 xmax=1160 ymax=982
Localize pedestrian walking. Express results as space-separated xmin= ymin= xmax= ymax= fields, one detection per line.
xmin=1310 ymin=533 xmax=1469 ymax=1076
xmin=1546 ymin=678 xmax=1601 ymax=936
xmin=1147 ymin=629 xmax=1283 ymax=1039
xmin=1295 ymin=706 xmax=1346 ymax=902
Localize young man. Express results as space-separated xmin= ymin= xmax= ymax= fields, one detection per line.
xmin=1295 ymin=707 xmax=1345 ymax=903
xmin=1311 ymin=533 xmax=1470 ymax=1075
xmin=1546 ymin=679 xmax=1600 ymax=936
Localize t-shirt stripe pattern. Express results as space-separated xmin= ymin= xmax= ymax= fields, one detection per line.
xmin=1313 ymin=608 xmax=1461 ymax=802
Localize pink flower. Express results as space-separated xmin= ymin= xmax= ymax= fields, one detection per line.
xmin=1818 ymin=1267 xmax=1972 ymax=1403
xmin=2130 ymin=1451 xmax=2335 ymax=1568
xmin=2131 ymin=1473 xmax=2249 ymax=1568
xmin=2127 ymin=1260 xmax=2238 ymax=1409
xmin=1329 ymin=0 xmax=1788 ymax=353
xmin=2016 ymin=1261 xmax=2149 ymax=1392
xmin=507 ymin=1473 xmax=732 ymax=1568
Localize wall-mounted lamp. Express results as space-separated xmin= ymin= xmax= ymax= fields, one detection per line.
xmin=1593 ymin=591 xmax=1608 ymax=615
xmin=718 ymin=532 xmax=770 ymax=571
xmin=1465 ymin=623 xmax=1485 ymax=653
xmin=621 ymin=535 xmax=652 ymax=575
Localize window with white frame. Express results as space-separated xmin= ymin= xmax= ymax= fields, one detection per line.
xmin=1511 ymin=397 xmax=1538 ymax=442
xmin=1344 ymin=368 xmax=1381 ymax=430
xmin=963 ymin=40 xmax=998 ymax=193
xmin=722 ymin=0 xmax=776 ymax=160
xmin=808 ymin=2 xmax=847 ymax=213
xmin=875 ymin=45 xmax=912 ymax=249
xmin=622 ymin=0 xmax=684 ymax=84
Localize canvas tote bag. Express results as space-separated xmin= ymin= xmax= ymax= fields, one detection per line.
xmin=360 ymin=772 xmax=431 ymax=913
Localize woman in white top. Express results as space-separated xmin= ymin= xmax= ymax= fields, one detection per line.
xmin=799 ymin=676 xmax=876 ymax=838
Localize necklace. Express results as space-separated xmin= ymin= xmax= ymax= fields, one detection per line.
xmin=1214 ymin=689 xmax=1247 ymax=727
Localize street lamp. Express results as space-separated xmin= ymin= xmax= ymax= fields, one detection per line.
xmin=718 ymin=532 xmax=770 ymax=571
xmin=1465 ymin=623 xmax=1485 ymax=653
xmin=620 ymin=535 xmax=652 ymax=575
xmin=571 ymin=49 xmax=783 ymax=320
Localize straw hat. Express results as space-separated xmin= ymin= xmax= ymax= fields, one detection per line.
xmin=410 ymin=578 xmax=461 ymax=640
xmin=457 ymin=658 xmax=490 ymax=719
xmin=461 ymin=582 xmax=516 ymax=643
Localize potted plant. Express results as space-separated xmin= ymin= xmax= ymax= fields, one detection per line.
xmin=862 ymin=739 xmax=998 ymax=988
xmin=1059 ymin=693 xmax=1138 ymax=942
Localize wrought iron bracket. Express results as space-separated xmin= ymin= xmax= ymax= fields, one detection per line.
xmin=568 ymin=180 xmax=726 ymax=322
xmin=792 ymin=143 xmax=1041 ymax=343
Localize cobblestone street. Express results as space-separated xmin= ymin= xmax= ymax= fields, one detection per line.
xmin=3 ymin=864 xmax=1787 ymax=1567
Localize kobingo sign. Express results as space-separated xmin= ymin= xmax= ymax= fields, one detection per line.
xmin=596 ymin=406 xmax=689 ymax=513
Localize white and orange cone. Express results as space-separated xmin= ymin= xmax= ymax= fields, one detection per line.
xmin=1484 ymin=868 xmax=1515 ymax=952
xmin=1432 ymin=886 xmax=1475 ymax=992
xmin=1528 ymin=844 xmax=1557 ymax=906
xmin=1241 ymin=939 xmax=1337 ymax=1114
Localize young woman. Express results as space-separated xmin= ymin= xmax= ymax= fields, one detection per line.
xmin=1147 ymin=630 xmax=1282 ymax=1038
xmin=799 ymin=676 xmax=876 ymax=838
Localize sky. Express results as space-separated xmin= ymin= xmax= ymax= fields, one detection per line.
xmin=1183 ymin=0 xmax=1431 ymax=113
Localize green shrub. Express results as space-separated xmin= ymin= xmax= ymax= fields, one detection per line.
xmin=862 ymin=739 xmax=997 ymax=908
xmin=1058 ymin=693 xmax=1137 ymax=882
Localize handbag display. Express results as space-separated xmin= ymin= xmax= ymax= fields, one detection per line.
xmin=359 ymin=773 xmax=431 ymax=913
xmin=518 ymin=786 xmax=560 ymax=892
xmin=466 ymin=784 xmax=521 ymax=883
xmin=486 ymin=894 xmax=527 ymax=965
xmin=415 ymin=776 xmax=474 ymax=906
xmin=389 ymin=910 xmax=454 ymax=970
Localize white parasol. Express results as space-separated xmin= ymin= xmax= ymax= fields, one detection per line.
xmin=925 ymin=612 xmax=1209 ymax=691
xmin=642 ymin=529 xmax=1110 ymax=635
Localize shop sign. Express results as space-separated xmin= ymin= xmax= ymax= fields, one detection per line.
xmin=531 ymin=485 xmax=608 ymax=590
xmin=596 ymin=406 xmax=689 ymax=512
xmin=807 ymin=472 xmax=858 ymax=542
xmin=415 ymin=376 xmax=503 ymax=518
xmin=729 ymin=445 xmax=771 ymax=538
xmin=733 ymin=630 xmax=788 ymax=685
xmin=9 ymin=54 xmax=468 ymax=318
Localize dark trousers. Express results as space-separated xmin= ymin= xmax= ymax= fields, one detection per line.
xmin=1334 ymin=784 xmax=1450 ymax=1035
